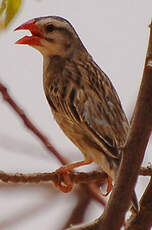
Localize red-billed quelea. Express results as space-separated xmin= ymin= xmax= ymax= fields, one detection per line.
xmin=15 ymin=16 xmax=138 ymax=212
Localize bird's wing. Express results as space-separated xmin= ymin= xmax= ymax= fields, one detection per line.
xmin=61 ymin=61 xmax=129 ymax=159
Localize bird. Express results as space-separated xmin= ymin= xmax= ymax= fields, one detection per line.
xmin=15 ymin=16 xmax=138 ymax=211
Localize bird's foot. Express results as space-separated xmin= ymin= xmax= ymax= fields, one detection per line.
xmin=54 ymin=159 xmax=93 ymax=193
xmin=54 ymin=168 xmax=73 ymax=193
xmin=101 ymin=175 xmax=113 ymax=196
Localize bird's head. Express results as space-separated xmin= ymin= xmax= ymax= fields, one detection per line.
xmin=15 ymin=16 xmax=85 ymax=58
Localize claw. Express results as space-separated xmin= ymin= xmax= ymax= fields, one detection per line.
xmin=101 ymin=176 xmax=113 ymax=196
xmin=55 ymin=171 xmax=73 ymax=193
xmin=53 ymin=159 xmax=93 ymax=193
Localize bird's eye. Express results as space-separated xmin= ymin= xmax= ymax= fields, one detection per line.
xmin=46 ymin=24 xmax=55 ymax=32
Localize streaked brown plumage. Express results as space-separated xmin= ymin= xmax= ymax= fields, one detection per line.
xmin=15 ymin=16 xmax=138 ymax=211
xmin=43 ymin=52 xmax=127 ymax=177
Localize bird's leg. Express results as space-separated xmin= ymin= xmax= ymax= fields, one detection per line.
xmin=56 ymin=159 xmax=93 ymax=172
xmin=54 ymin=159 xmax=93 ymax=193
xmin=101 ymin=175 xmax=113 ymax=196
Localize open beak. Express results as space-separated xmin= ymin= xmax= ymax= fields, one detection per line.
xmin=15 ymin=19 xmax=43 ymax=46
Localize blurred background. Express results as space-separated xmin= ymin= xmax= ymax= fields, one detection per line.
xmin=0 ymin=0 xmax=152 ymax=229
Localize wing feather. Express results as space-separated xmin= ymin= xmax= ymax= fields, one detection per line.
xmin=62 ymin=61 xmax=129 ymax=159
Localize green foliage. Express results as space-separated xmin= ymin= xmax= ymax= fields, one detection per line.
xmin=0 ymin=0 xmax=7 ymax=15
xmin=0 ymin=0 xmax=21 ymax=28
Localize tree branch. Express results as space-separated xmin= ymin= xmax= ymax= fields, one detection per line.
xmin=0 ymin=167 xmax=149 ymax=186
xmin=126 ymin=176 xmax=152 ymax=230
xmin=0 ymin=170 xmax=107 ymax=185
xmin=97 ymin=19 xmax=152 ymax=230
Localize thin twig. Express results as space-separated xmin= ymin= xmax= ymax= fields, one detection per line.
xmin=0 ymin=170 xmax=107 ymax=185
xmin=0 ymin=81 xmax=66 ymax=165
xmin=62 ymin=185 xmax=92 ymax=230
xmin=139 ymin=166 xmax=152 ymax=176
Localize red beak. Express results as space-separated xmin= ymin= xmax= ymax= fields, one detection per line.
xmin=15 ymin=19 xmax=43 ymax=46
